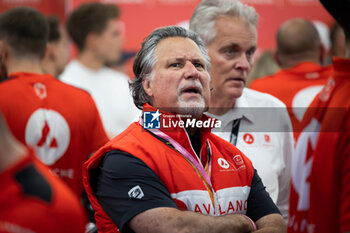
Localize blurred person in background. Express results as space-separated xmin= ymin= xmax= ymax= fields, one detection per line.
xmin=329 ymin=21 xmax=347 ymax=58
xmin=190 ymin=0 xmax=294 ymax=221
xmin=60 ymin=2 xmax=140 ymax=138
xmin=246 ymin=50 xmax=280 ymax=87
xmin=41 ymin=15 xmax=69 ymax=78
xmin=288 ymin=0 xmax=350 ymax=232
xmin=250 ymin=18 xmax=332 ymax=134
xmin=0 ymin=111 xmax=87 ymax=233
xmin=107 ymin=50 xmax=136 ymax=75
xmin=0 ymin=7 xmax=108 ymax=199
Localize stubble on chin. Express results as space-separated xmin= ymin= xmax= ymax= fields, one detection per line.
xmin=177 ymin=97 xmax=206 ymax=119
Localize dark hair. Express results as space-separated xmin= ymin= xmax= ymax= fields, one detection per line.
xmin=66 ymin=2 xmax=120 ymax=51
xmin=130 ymin=26 xmax=210 ymax=110
xmin=0 ymin=7 xmax=48 ymax=58
xmin=47 ymin=16 xmax=61 ymax=42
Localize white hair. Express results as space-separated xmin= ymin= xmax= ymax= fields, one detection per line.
xmin=189 ymin=0 xmax=258 ymax=45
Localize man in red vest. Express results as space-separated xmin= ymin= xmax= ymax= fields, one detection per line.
xmin=83 ymin=26 xmax=286 ymax=233
xmin=250 ymin=18 xmax=331 ymax=133
xmin=0 ymin=112 xmax=87 ymax=233
xmin=288 ymin=0 xmax=350 ymax=232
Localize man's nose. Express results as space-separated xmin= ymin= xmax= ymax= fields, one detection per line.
xmin=234 ymin=53 xmax=250 ymax=71
xmin=184 ymin=62 xmax=199 ymax=79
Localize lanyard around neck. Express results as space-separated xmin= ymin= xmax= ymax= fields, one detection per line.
xmin=138 ymin=117 xmax=214 ymax=190
xmin=229 ymin=118 xmax=241 ymax=146
xmin=150 ymin=128 xmax=213 ymax=188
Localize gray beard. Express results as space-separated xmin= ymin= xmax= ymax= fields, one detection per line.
xmin=177 ymin=98 xmax=205 ymax=119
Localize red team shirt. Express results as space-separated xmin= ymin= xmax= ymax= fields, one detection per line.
xmin=0 ymin=73 xmax=109 ymax=196
xmin=288 ymin=57 xmax=350 ymax=233
xmin=0 ymin=149 xmax=87 ymax=233
xmin=250 ymin=62 xmax=331 ymax=133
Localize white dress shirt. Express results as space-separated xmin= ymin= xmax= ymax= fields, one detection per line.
xmin=207 ymin=88 xmax=294 ymax=221
xmin=60 ymin=60 xmax=140 ymax=138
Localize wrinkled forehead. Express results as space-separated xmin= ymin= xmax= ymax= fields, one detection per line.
xmin=214 ymin=16 xmax=257 ymax=43
xmin=155 ymin=37 xmax=206 ymax=64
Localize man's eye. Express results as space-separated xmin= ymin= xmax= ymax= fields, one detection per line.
xmin=224 ymin=49 xmax=238 ymax=59
xmin=246 ymin=50 xmax=255 ymax=58
xmin=226 ymin=49 xmax=234 ymax=55
xmin=194 ymin=63 xmax=204 ymax=68
xmin=169 ymin=63 xmax=181 ymax=68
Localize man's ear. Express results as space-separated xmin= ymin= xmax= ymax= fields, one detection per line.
xmin=0 ymin=41 xmax=8 ymax=81
xmin=0 ymin=41 xmax=7 ymax=60
xmin=274 ymin=51 xmax=282 ymax=66
xmin=43 ymin=42 xmax=55 ymax=60
xmin=142 ymin=77 xmax=153 ymax=97
xmin=0 ymin=41 xmax=9 ymax=65
xmin=85 ymin=33 xmax=99 ymax=50
xmin=319 ymin=43 xmax=326 ymax=65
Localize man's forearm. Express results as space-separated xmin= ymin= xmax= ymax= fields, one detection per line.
xmin=129 ymin=207 xmax=254 ymax=233
xmin=255 ymin=214 xmax=287 ymax=233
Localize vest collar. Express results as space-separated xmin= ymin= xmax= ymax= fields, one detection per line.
xmin=141 ymin=103 xmax=217 ymax=162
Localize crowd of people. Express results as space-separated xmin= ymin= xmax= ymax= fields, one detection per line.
xmin=0 ymin=0 xmax=348 ymax=233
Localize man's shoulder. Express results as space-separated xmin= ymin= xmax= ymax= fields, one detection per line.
xmin=242 ymin=88 xmax=287 ymax=108
xmin=0 ymin=73 xmax=86 ymax=96
xmin=4 ymin=153 xmax=83 ymax=209
xmin=103 ymin=67 xmax=129 ymax=78
xmin=250 ymin=73 xmax=278 ymax=88
xmin=0 ymin=73 xmax=96 ymax=112
xmin=59 ymin=60 xmax=82 ymax=79
xmin=3 ymin=154 xmax=86 ymax=232
xmin=105 ymin=122 xmax=142 ymax=145
xmin=54 ymin=78 xmax=93 ymax=98
xmin=100 ymin=67 xmax=131 ymax=85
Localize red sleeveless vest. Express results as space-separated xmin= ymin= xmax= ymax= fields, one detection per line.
xmin=83 ymin=105 xmax=254 ymax=233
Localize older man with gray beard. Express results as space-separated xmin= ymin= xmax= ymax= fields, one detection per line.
xmin=83 ymin=26 xmax=286 ymax=233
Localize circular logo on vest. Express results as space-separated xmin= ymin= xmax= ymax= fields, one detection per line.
xmin=243 ymin=133 xmax=254 ymax=144
xmin=217 ymin=158 xmax=230 ymax=169
xmin=25 ymin=109 xmax=70 ymax=165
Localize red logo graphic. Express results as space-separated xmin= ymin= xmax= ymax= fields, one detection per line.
xmin=25 ymin=109 xmax=70 ymax=165
xmin=233 ymin=154 xmax=244 ymax=166
xmin=37 ymin=121 xmax=58 ymax=148
xmin=243 ymin=133 xmax=254 ymax=144
xmin=33 ymin=83 xmax=47 ymax=99
xmin=217 ymin=158 xmax=230 ymax=169
xmin=264 ymin=134 xmax=270 ymax=143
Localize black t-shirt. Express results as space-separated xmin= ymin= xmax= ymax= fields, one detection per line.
xmin=95 ymin=150 xmax=281 ymax=233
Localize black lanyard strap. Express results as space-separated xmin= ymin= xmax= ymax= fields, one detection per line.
xmin=229 ymin=118 xmax=241 ymax=146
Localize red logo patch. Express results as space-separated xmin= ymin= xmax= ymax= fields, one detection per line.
xmin=264 ymin=134 xmax=270 ymax=143
xmin=33 ymin=83 xmax=47 ymax=99
xmin=243 ymin=133 xmax=254 ymax=144
xmin=233 ymin=154 xmax=244 ymax=166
